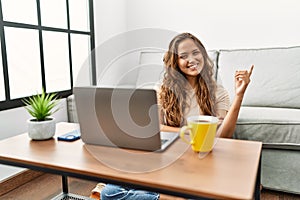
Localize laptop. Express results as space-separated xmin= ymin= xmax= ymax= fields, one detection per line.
xmin=73 ymin=86 xmax=178 ymax=152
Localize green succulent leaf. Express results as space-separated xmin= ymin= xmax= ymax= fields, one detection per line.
xmin=22 ymin=88 xmax=59 ymax=121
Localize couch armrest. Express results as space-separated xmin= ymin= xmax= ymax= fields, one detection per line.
xmin=66 ymin=94 xmax=78 ymax=123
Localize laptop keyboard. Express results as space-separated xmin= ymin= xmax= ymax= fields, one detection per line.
xmin=161 ymin=139 xmax=168 ymax=145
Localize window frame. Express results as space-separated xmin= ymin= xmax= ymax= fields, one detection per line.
xmin=0 ymin=0 xmax=96 ymax=111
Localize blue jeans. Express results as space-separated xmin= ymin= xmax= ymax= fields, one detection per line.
xmin=101 ymin=184 xmax=160 ymax=200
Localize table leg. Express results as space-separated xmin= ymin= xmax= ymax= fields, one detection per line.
xmin=254 ymin=154 xmax=261 ymax=200
xmin=62 ymin=175 xmax=69 ymax=193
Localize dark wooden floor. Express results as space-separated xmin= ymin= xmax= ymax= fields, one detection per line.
xmin=0 ymin=173 xmax=300 ymax=200
xmin=0 ymin=173 xmax=96 ymax=200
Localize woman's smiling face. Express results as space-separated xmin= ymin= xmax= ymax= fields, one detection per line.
xmin=177 ymin=38 xmax=204 ymax=78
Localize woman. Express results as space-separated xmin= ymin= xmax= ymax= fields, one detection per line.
xmin=159 ymin=32 xmax=253 ymax=138
xmin=96 ymin=32 xmax=253 ymax=199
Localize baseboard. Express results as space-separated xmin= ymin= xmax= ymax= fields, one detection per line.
xmin=0 ymin=169 xmax=44 ymax=196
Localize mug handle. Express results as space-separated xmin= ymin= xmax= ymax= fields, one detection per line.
xmin=180 ymin=125 xmax=192 ymax=144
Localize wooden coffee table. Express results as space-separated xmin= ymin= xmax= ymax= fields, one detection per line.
xmin=0 ymin=122 xmax=262 ymax=199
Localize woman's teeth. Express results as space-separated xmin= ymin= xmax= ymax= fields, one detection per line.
xmin=189 ymin=65 xmax=197 ymax=69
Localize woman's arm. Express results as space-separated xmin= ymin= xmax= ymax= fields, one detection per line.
xmin=217 ymin=65 xmax=254 ymax=138
xmin=216 ymin=95 xmax=243 ymax=138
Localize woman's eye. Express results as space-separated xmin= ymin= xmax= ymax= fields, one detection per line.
xmin=193 ymin=51 xmax=200 ymax=55
xmin=180 ymin=55 xmax=187 ymax=59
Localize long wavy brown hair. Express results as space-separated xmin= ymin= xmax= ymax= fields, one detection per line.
xmin=159 ymin=32 xmax=217 ymax=127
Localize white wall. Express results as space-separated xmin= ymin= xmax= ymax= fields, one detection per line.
xmin=125 ymin=0 xmax=300 ymax=50
xmin=93 ymin=0 xmax=127 ymax=45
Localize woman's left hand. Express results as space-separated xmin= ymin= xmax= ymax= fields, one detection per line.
xmin=235 ymin=65 xmax=254 ymax=97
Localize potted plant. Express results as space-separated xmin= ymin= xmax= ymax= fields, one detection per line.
xmin=23 ymin=89 xmax=59 ymax=140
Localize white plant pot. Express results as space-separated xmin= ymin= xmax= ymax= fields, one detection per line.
xmin=27 ymin=117 xmax=56 ymax=140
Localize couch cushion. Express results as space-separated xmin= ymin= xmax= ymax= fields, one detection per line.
xmin=262 ymin=149 xmax=300 ymax=194
xmin=233 ymin=106 xmax=300 ymax=146
xmin=218 ymin=46 xmax=300 ymax=108
xmin=136 ymin=50 xmax=165 ymax=89
xmin=136 ymin=50 xmax=219 ymax=89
